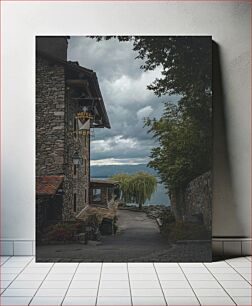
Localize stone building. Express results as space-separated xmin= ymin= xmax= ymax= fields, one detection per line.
xmin=36 ymin=36 xmax=110 ymax=224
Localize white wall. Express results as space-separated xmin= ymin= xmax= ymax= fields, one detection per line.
xmin=1 ymin=1 xmax=250 ymax=242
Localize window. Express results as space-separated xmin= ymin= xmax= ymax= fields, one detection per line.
xmin=92 ymin=188 xmax=101 ymax=202
xmin=84 ymin=158 xmax=87 ymax=175
xmin=73 ymin=193 xmax=77 ymax=212
xmin=84 ymin=189 xmax=88 ymax=203
xmin=74 ymin=117 xmax=77 ymax=138
xmin=73 ymin=165 xmax=77 ymax=176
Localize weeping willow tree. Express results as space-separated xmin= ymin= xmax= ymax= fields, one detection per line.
xmin=111 ymin=171 xmax=157 ymax=210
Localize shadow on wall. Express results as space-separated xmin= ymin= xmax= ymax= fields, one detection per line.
xmin=212 ymin=42 xmax=243 ymax=237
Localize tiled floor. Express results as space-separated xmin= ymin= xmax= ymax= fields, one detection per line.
xmin=0 ymin=256 xmax=251 ymax=305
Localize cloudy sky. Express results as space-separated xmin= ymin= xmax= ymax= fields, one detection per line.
xmin=68 ymin=37 xmax=175 ymax=166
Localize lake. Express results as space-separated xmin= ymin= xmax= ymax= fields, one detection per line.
xmin=91 ymin=164 xmax=171 ymax=206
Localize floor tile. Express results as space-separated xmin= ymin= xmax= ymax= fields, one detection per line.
xmin=155 ymin=267 xmax=182 ymax=273
xmin=53 ymin=263 xmax=78 ymax=268
xmin=214 ymin=273 xmax=245 ymax=281
xmin=129 ymin=273 xmax=158 ymax=281
xmin=128 ymin=263 xmax=153 ymax=267
xmin=132 ymin=296 xmax=166 ymax=305
xmin=27 ymin=262 xmax=53 ymax=268
xmin=50 ymin=268 xmax=77 ymax=274
xmin=45 ymin=273 xmax=73 ymax=281
xmin=158 ymin=273 xmax=186 ymax=280
xmin=1 ymin=267 xmax=24 ymax=274
xmin=35 ymin=287 xmax=67 ymax=296
xmin=74 ymin=273 xmax=100 ymax=281
xmin=219 ymin=280 xmax=252 ymax=288
xmin=40 ymin=280 xmax=71 ymax=288
xmin=183 ymin=273 xmax=215 ymax=281
xmin=154 ymin=262 xmax=179 ymax=267
xmin=0 ymin=280 xmax=13 ymax=289
xmin=225 ymin=287 xmax=252 ymax=296
xmin=102 ymin=267 xmax=128 ymax=274
xmin=0 ymin=296 xmax=32 ymax=305
xmin=1 ymin=274 xmax=17 ymax=281
xmin=22 ymin=267 xmax=50 ymax=274
xmin=16 ymin=273 xmax=46 ymax=281
xmin=160 ymin=280 xmax=191 ymax=288
xmin=241 ymin=273 xmax=252 ymax=283
xmin=188 ymin=280 xmax=221 ymax=288
xmin=232 ymin=296 xmax=252 ymax=305
xmin=8 ymin=256 xmax=33 ymax=262
xmin=66 ymin=288 xmax=98 ymax=296
xmin=30 ymin=296 xmax=64 ymax=305
xmin=130 ymin=280 xmax=160 ymax=289
xmin=226 ymin=257 xmax=250 ymax=263
xmin=8 ymin=280 xmax=42 ymax=289
xmin=165 ymin=296 xmax=200 ymax=305
xmin=0 ymin=256 xmax=10 ymax=264
xmin=62 ymin=296 xmax=96 ymax=305
xmin=101 ymin=273 xmax=128 ymax=281
xmin=99 ymin=281 xmax=129 ymax=288
xmin=198 ymin=296 xmax=235 ymax=305
xmin=207 ymin=267 xmax=236 ymax=274
xmin=228 ymin=261 xmax=252 ymax=268
xmin=131 ymin=288 xmax=163 ymax=297
xmin=76 ymin=266 xmax=101 ymax=273
xmin=204 ymin=261 xmax=230 ymax=267
xmin=163 ymin=288 xmax=195 ymax=296
xmin=234 ymin=267 xmax=251 ymax=274
xmin=180 ymin=263 xmax=205 ymax=267
xmin=182 ymin=267 xmax=209 ymax=274
xmin=193 ymin=288 xmax=228 ymax=296
xmin=97 ymin=296 xmax=132 ymax=305
xmin=2 ymin=288 xmax=37 ymax=296
xmin=128 ymin=267 xmax=155 ymax=273
xmin=70 ymin=280 xmax=99 ymax=289
xmin=3 ymin=261 xmax=28 ymax=268
xmin=98 ymin=288 xmax=130 ymax=297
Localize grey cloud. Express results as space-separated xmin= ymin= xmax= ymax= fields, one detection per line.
xmin=68 ymin=37 xmax=178 ymax=164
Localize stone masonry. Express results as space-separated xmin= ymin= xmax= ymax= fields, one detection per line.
xmin=184 ymin=171 xmax=212 ymax=231
xmin=62 ymin=87 xmax=90 ymax=220
xmin=36 ymin=57 xmax=65 ymax=175
xmin=36 ymin=56 xmax=90 ymax=221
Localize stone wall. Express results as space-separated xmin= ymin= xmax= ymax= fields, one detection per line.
xmin=36 ymin=55 xmax=90 ymax=221
xmin=62 ymin=87 xmax=90 ymax=221
xmin=36 ymin=57 xmax=65 ymax=175
xmin=184 ymin=171 xmax=212 ymax=231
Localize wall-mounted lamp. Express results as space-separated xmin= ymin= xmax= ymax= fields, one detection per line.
xmin=72 ymin=151 xmax=83 ymax=166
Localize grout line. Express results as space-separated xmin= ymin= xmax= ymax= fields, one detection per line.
xmin=61 ymin=262 xmax=80 ymax=306
xmin=0 ymin=255 xmax=12 ymax=266
xmin=0 ymin=256 xmax=34 ymax=296
xmin=203 ymin=263 xmax=238 ymax=306
xmin=178 ymin=263 xmax=201 ymax=306
xmin=95 ymin=262 xmax=103 ymax=306
xmin=28 ymin=259 xmax=55 ymax=305
xmin=153 ymin=262 xmax=168 ymax=306
xmin=244 ymin=257 xmax=252 ymax=262
xmin=126 ymin=262 xmax=133 ymax=306
xmin=225 ymin=260 xmax=252 ymax=286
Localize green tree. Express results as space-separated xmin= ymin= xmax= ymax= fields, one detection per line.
xmin=111 ymin=172 xmax=157 ymax=210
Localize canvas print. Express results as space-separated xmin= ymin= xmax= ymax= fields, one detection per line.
xmin=36 ymin=36 xmax=212 ymax=262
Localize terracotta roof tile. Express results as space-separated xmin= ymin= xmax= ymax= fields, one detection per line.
xmin=36 ymin=176 xmax=64 ymax=196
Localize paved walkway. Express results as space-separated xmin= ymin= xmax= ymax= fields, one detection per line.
xmin=36 ymin=210 xmax=211 ymax=262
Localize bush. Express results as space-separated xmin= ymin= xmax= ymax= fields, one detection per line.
xmin=43 ymin=221 xmax=84 ymax=242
